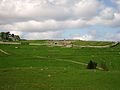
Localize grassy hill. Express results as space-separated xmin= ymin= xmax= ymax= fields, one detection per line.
xmin=0 ymin=40 xmax=120 ymax=90
xmin=21 ymin=40 xmax=116 ymax=47
xmin=72 ymin=40 xmax=114 ymax=46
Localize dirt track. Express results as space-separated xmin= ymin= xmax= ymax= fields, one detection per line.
xmin=0 ymin=41 xmax=20 ymax=45
xmin=0 ymin=49 xmax=10 ymax=55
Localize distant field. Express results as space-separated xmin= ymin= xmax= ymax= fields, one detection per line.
xmin=21 ymin=40 xmax=47 ymax=44
xmin=20 ymin=40 xmax=114 ymax=46
xmin=72 ymin=40 xmax=114 ymax=46
xmin=0 ymin=41 xmax=120 ymax=90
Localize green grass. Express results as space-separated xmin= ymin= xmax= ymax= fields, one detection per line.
xmin=20 ymin=40 xmax=114 ymax=46
xmin=0 ymin=42 xmax=120 ymax=90
xmin=72 ymin=40 xmax=114 ymax=46
xmin=20 ymin=40 xmax=47 ymax=44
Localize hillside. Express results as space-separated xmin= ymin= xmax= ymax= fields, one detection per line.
xmin=0 ymin=40 xmax=120 ymax=90
xmin=21 ymin=40 xmax=117 ymax=47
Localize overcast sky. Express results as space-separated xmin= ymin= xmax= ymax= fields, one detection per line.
xmin=0 ymin=0 xmax=120 ymax=41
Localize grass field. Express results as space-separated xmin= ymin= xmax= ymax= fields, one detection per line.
xmin=0 ymin=41 xmax=120 ymax=90
xmin=72 ymin=40 xmax=114 ymax=46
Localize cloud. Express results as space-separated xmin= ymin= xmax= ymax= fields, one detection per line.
xmin=88 ymin=7 xmax=120 ymax=27
xmin=71 ymin=34 xmax=94 ymax=40
xmin=0 ymin=0 xmax=120 ymax=41
xmin=0 ymin=0 xmax=103 ymax=24
xmin=105 ymin=32 xmax=120 ymax=41
xmin=112 ymin=0 xmax=120 ymax=8
xmin=71 ymin=30 xmax=98 ymax=40
xmin=74 ymin=0 xmax=103 ymax=18
xmin=100 ymin=7 xmax=115 ymax=20
xmin=71 ymin=30 xmax=120 ymax=41
xmin=1 ymin=19 xmax=88 ymax=32
xmin=23 ymin=31 xmax=62 ymax=40
xmin=10 ymin=31 xmax=23 ymax=36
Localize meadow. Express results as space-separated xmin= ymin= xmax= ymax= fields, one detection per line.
xmin=0 ymin=41 xmax=120 ymax=90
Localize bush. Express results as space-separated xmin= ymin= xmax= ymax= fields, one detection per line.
xmin=87 ymin=60 xmax=97 ymax=69
xmin=100 ymin=61 xmax=109 ymax=71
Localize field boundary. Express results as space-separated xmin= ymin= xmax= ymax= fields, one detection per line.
xmin=55 ymin=58 xmax=103 ymax=70
xmin=73 ymin=42 xmax=119 ymax=48
xmin=0 ymin=41 xmax=20 ymax=45
xmin=35 ymin=56 xmax=103 ymax=70
xmin=55 ymin=58 xmax=87 ymax=66
xmin=0 ymin=41 xmax=119 ymax=49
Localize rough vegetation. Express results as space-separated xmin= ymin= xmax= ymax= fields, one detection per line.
xmin=100 ymin=61 xmax=109 ymax=71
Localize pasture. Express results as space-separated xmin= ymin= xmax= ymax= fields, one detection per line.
xmin=0 ymin=41 xmax=120 ymax=90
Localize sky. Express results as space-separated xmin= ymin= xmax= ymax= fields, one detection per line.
xmin=0 ymin=0 xmax=120 ymax=41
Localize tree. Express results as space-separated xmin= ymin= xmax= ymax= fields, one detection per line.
xmin=87 ymin=60 xmax=97 ymax=69
xmin=14 ymin=35 xmax=20 ymax=41
xmin=1 ymin=32 xmax=7 ymax=41
xmin=0 ymin=32 xmax=20 ymax=41
xmin=16 ymin=35 xmax=20 ymax=40
xmin=6 ymin=32 xmax=10 ymax=40
xmin=11 ymin=34 xmax=14 ymax=37
xmin=1 ymin=32 xmax=4 ymax=40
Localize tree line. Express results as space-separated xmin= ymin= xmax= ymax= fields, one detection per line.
xmin=0 ymin=32 xmax=20 ymax=41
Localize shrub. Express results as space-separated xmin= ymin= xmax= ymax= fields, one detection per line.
xmin=100 ymin=61 xmax=109 ymax=71
xmin=87 ymin=60 xmax=97 ymax=69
